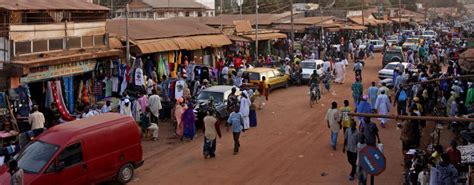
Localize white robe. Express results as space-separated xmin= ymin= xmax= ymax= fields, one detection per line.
xmin=239 ymin=96 xmax=251 ymax=129
xmin=374 ymin=94 xmax=391 ymax=123
xmin=148 ymin=94 xmax=162 ymax=118
xmin=334 ymin=62 xmax=346 ymax=83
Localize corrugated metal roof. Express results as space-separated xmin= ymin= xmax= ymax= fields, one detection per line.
xmin=242 ymin=33 xmax=287 ymax=41
xmin=0 ymin=0 xmax=109 ymax=11
xmin=106 ymin=19 xmax=222 ymax=41
xmin=172 ymin=13 xmax=289 ymax=26
xmin=140 ymin=0 xmax=208 ymax=9
xmin=135 ymin=34 xmax=231 ymax=54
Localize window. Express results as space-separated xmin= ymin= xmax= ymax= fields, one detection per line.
xmin=49 ymin=39 xmax=64 ymax=51
xmin=273 ymin=70 xmax=282 ymax=76
xmin=267 ymin=71 xmax=275 ymax=78
xmin=15 ymin=41 xmax=32 ymax=55
xmin=94 ymin=35 xmax=105 ymax=47
xmin=67 ymin=37 xmax=81 ymax=49
xmin=33 ymin=40 xmax=48 ymax=53
xmin=185 ymin=12 xmax=190 ymax=17
xmin=18 ymin=141 xmax=59 ymax=174
xmin=82 ymin=36 xmax=94 ymax=48
xmin=58 ymin=143 xmax=83 ymax=168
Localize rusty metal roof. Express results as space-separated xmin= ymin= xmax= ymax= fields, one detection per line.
xmin=106 ymin=19 xmax=221 ymax=41
xmin=140 ymin=0 xmax=208 ymax=9
xmin=172 ymin=14 xmax=289 ymax=26
xmin=0 ymin=0 xmax=109 ymax=11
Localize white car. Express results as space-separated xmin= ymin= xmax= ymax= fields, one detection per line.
xmin=301 ymin=59 xmax=324 ymax=80
xmin=422 ymin=30 xmax=437 ymax=40
xmin=378 ymin=62 xmax=417 ymax=80
xmin=369 ymin=40 xmax=384 ymax=52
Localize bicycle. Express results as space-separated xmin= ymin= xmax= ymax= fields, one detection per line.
xmin=309 ymin=85 xmax=321 ymax=108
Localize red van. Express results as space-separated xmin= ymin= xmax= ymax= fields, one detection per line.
xmin=0 ymin=113 xmax=143 ymax=184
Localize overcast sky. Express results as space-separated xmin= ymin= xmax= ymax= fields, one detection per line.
xmin=196 ymin=0 xmax=215 ymax=9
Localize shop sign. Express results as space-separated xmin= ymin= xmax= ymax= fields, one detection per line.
xmin=21 ymin=60 xmax=96 ymax=83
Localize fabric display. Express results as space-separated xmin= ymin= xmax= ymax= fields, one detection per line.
xmin=50 ymin=81 xmax=75 ymax=121
xmin=104 ymin=77 xmax=113 ymax=97
xmin=63 ymin=76 xmax=74 ymax=113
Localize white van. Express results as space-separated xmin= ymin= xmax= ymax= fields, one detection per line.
xmin=301 ymin=59 xmax=324 ymax=81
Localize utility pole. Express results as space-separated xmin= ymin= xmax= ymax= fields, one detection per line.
xmin=126 ymin=3 xmax=130 ymax=64
xmin=110 ymin=0 xmax=114 ymax=18
xmin=319 ymin=0 xmax=323 ymax=41
xmin=361 ymin=0 xmax=365 ymax=26
xmin=398 ymin=0 xmax=402 ymax=30
xmin=220 ymin=0 xmax=223 ymax=30
xmin=290 ymin=0 xmax=294 ymax=56
xmin=256 ymin=0 xmax=259 ymax=63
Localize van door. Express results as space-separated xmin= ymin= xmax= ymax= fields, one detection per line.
xmin=266 ymin=71 xmax=277 ymax=89
xmin=52 ymin=142 xmax=88 ymax=184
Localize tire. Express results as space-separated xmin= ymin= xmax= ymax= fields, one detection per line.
xmin=284 ymin=82 xmax=289 ymax=88
xmin=117 ymin=163 xmax=134 ymax=184
xmin=391 ymin=57 xmax=402 ymax=62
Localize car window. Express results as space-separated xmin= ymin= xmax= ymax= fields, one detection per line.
xmin=198 ymin=91 xmax=224 ymax=103
xmin=267 ymin=71 xmax=275 ymax=78
xmin=58 ymin=143 xmax=83 ymax=168
xmin=17 ymin=141 xmax=59 ymax=174
xmin=247 ymin=72 xmax=260 ymax=81
xmin=301 ymin=62 xmax=316 ymax=69
xmin=273 ymin=70 xmax=281 ymax=76
xmin=384 ymin=64 xmax=397 ymax=70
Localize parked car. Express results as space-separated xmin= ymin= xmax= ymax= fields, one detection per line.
xmin=382 ymin=48 xmax=405 ymax=67
xmin=378 ymin=62 xmax=417 ymax=79
xmin=301 ymin=59 xmax=324 ymax=81
xmin=386 ymin=35 xmax=399 ymax=46
xmin=369 ymin=40 xmax=385 ymax=52
xmin=244 ymin=67 xmax=290 ymax=92
xmin=194 ymin=85 xmax=240 ymax=127
xmin=0 ymin=114 xmax=144 ymax=185
xmin=422 ymin=30 xmax=437 ymax=40
xmin=402 ymin=38 xmax=420 ymax=50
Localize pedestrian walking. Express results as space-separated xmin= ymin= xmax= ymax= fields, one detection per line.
xmin=203 ymin=110 xmax=222 ymax=158
xmin=326 ymin=102 xmax=341 ymax=150
xmin=148 ymin=89 xmax=162 ymax=124
xmin=361 ymin=117 xmax=380 ymax=147
xmin=174 ymin=97 xmax=185 ymax=138
xmin=340 ymin=100 xmax=352 ymax=134
xmin=352 ymin=78 xmax=363 ymax=108
xmin=181 ymin=102 xmax=196 ymax=141
xmin=374 ymin=90 xmax=391 ymax=128
xmin=367 ymin=82 xmax=378 ymax=111
xmin=240 ymin=90 xmax=251 ymax=130
xmin=249 ymin=89 xmax=258 ymax=127
xmin=258 ymin=76 xmax=269 ymax=109
xmin=227 ymin=107 xmax=244 ymax=155
xmin=343 ymin=121 xmax=359 ymax=181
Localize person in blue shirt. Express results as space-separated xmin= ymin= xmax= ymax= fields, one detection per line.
xmin=227 ymin=107 xmax=244 ymax=155
xmin=357 ymin=95 xmax=372 ymax=130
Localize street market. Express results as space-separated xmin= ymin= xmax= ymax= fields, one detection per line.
xmin=0 ymin=0 xmax=473 ymax=184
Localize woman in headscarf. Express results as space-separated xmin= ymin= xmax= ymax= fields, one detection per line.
xmin=181 ymin=102 xmax=196 ymax=141
xmin=240 ymin=90 xmax=251 ymax=130
xmin=175 ymin=97 xmax=185 ymax=138
xmin=249 ymin=89 xmax=258 ymax=127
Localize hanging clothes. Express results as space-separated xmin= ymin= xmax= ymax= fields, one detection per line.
xmin=111 ymin=76 xmax=119 ymax=93
xmin=134 ymin=67 xmax=145 ymax=86
xmin=104 ymin=77 xmax=112 ymax=97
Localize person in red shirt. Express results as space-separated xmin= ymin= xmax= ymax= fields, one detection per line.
xmin=233 ymin=56 xmax=242 ymax=69
xmin=446 ymin=140 xmax=462 ymax=170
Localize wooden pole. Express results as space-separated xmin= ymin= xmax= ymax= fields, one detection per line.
xmin=400 ymin=74 xmax=474 ymax=88
xmin=348 ymin=112 xmax=474 ymax=122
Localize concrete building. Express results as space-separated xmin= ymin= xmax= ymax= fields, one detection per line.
xmin=115 ymin=0 xmax=215 ymax=19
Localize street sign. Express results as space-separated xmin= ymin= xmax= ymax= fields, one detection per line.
xmin=359 ymin=146 xmax=386 ymax=176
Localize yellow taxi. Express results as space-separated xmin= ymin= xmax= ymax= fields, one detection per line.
xmin=243 ymin=67 xmax=290 ymax=92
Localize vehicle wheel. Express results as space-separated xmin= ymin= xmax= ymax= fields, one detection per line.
xmin=117 ymin=163 xmax=134 ymax=184
xmin=285 ymin=82 xmax=289 ymax=88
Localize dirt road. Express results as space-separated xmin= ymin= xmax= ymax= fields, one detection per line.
xmin=130 ymin=54 xmax=403 ymax=185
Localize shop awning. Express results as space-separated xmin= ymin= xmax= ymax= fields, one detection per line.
xmin=135 ymin=34 xmax=232 ymax=54
xmin=390 ymin=18 xmax=410 ymax=23
xmin=227 ymin=35 xmax=251 ymax=42
xmin=241 ymin=33 xmax=287 ymax=41
xmin=11 ymin=49 xmax=122 ymax=69
xmin=136 ymin=39 xmax=180 ymax=54
xmin=109 ymin=37 xmax=123 ymax=49
xmin=272 ymin=24 xmax=307 ymax=33
xmin=327 ymin=27 xmax=340 ymax=32
xmin=348 ymin=17 xmax=379 ymax=26
xmin=341 ymin=25 xmax=368 ymax=30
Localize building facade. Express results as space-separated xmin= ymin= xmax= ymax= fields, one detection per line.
xmin=115 ymin=0 xmax=215 ymax=19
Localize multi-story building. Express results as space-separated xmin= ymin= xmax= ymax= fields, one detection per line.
xmin=115 ymin=0 xmax=215 ymax=19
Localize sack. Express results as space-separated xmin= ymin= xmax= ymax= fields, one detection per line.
xmin=398 ymin=90 xmax=407 ymax=101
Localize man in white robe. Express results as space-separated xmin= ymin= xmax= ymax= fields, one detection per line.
xmin=148 ymin=89 xmax=163 ymax=123
xmin=374 ymin=90 xmax=391 ymax=128
xmin=334 ymin=60 xmax=346 ymax=84
xmin=239 ymin=90 xmax=251 ymax=130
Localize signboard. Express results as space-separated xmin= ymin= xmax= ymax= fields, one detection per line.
xmin=21 ymin=60 xmax=97 ymax=83
xmin=359 ymin=146 xmax=386 ymax=176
